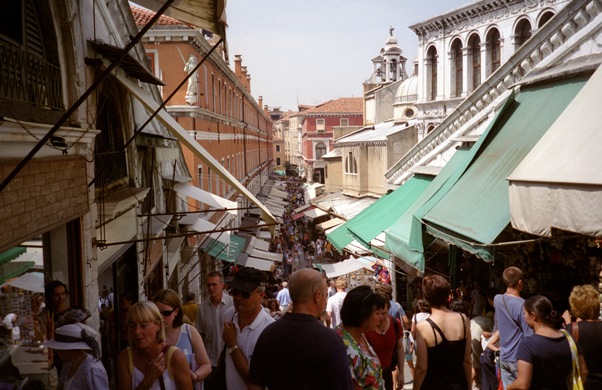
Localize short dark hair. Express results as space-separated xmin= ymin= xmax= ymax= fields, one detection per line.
xmin=340 ymin=285 xmax=387 ymax=327
xmin=185 ymin=291 xmax=196 ymax=301
xmin=502 ymin=267 xmax=523 ymax=288
xmin=422 ymin=275 xmax=450 ymax=308
xmin=207 ymin=271 xmax=224 ymax=282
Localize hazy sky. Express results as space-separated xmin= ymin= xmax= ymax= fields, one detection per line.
xmin=226 ymin=0 xmax=471 ymax=111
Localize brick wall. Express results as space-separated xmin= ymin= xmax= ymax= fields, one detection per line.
xmin=0 ymin=156 xmax=89 ymax=251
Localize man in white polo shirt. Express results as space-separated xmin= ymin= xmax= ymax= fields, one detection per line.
xmin=223 ymin=267 xmax=274 ymax=390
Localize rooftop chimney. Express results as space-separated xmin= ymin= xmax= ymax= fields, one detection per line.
xmin=258 ymin=96 xmax=263 ymax=109
xmin=234 ymin=55 xmax=243 ymax=82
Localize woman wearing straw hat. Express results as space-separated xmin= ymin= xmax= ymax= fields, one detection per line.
xmin=43 ymin=322 xmax=109 ymax=389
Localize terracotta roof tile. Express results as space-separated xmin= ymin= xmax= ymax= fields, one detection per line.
xmin=130 ymin=5 xmax=185 ymax=27
xmin=305 ymin=97 xmax=363 ymax=114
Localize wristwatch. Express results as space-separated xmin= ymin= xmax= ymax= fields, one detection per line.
xmin=227 ymin=345 xmax=239 ymax=354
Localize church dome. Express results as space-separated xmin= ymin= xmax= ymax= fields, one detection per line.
xmin=395 ymin=75 xmax=418 ymax=104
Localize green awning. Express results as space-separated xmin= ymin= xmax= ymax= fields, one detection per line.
xmin=0 ymin=261 xmax=35 ymax=284
xmin=422 ymin=77 xmax=587 ymax=261
xmin=0 ymin=247 xmax=26 ymax=266
xmin=326 ymin=222 xmax=354 ymax=253
xmin=346 ymin=175 xmax=433 ymax=250
xmin=385 ymin=147 xmax=475 ymax=272
xmin=202 ymin=234 xmax=247 ymax=263
xmin=385 ymin=91 xmax=518 ymax=272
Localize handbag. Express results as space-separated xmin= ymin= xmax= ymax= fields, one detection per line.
xmin=560 ymin=329 xmax=584 ymax=390
xmin=186 ymin=324 xmax=202 ymax=390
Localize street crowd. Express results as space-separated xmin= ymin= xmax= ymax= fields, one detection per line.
xmin=19 ymin=177 xmax=602 ymax=390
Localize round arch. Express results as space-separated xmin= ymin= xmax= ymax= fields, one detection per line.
xmin=537 ymin=9 xmax=556 ymax=28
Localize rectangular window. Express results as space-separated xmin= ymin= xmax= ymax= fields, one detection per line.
xmin=276 ymin=145 xmax=281 ymax=152
xmin=276 ymin=157 xmax=281 ymax=165
xmin=208 ymin=167 xmax=212 ymax=193
xmin=197 ymin=165 xmax=203 ymax=190
xmin=340 ymin=118 xmax=349 ymax=127
xmin=316 ymin=118 xmax=325 ymax=132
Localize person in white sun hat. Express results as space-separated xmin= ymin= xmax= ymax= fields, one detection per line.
xmin=43 ymin=322 xmax=108 ymax=390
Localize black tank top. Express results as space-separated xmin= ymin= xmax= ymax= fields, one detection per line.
xmin=421 ymin=313 xmax=468 ymax=390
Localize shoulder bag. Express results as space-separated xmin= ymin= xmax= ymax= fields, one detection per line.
xmin=560 ymin=329 xmax=584 ymax=390
xmin=185 ymin=324 xmax=202 ymax=390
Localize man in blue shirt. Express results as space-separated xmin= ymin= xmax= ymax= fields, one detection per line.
xmin=493 ymin=266 xmax=533 ymax=389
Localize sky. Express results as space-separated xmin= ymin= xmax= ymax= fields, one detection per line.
xmin=226 ymin=0 xmax=471 ymax=111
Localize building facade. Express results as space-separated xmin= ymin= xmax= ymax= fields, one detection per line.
xmin=410 ymin=0 xmax=568 ymax=135
xmin=301 ymin=98 xmax=363 ymax=183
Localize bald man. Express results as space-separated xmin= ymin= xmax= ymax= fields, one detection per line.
xmin=248 ymin=269 xmax=353 ymax=390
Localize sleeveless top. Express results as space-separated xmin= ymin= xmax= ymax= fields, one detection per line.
xmin=421 ymin=313 xmax=468 ymax=390
xmin=175 ymin=323 xmax=194 ymax=366
xmin=127 ymin=346 xmax=178 ymax=390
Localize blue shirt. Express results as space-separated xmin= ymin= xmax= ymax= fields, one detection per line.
xmin=493 ymin=293 xmax=533 ymax=362
xmin=389 ymin=300 xmax=406 ymax=320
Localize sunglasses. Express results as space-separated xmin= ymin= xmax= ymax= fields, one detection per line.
xmin=160 ymin=308 xmax=176 ymax=317
xmin=229 ymin=289 xmax=256 ymax=299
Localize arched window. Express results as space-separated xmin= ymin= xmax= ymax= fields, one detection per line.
xmin=345 ymin=152 xmax=358 ymax=174
xmin=315 ymin=143 xmax=327 ymax=160
xmin=451 ymin=39 xmax=463 ymax=98
xmin=538 ymin=11 xmax=555 ymax=28
xmin=514 ymin=19 xmax=532 ymax=48
xmin=487 ymin=29 xmax=501 ymax=76
xmin=426 ymin=46 xmax=438 ymax=101
xmin=468 ymin=34 xmax=481 ymax=91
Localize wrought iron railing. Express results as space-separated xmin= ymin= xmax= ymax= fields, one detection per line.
xmin=94 ymin=150 xmax=128 ymax=187
xmin=0 ymin=40 xmax=64 ymax=110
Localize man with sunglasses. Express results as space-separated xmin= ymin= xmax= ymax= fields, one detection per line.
xmin=222 ymin=267 xmax=274 ymax=390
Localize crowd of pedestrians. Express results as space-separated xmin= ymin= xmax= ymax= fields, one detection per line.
xmin=30 ymin=175 xmax=601 ymax=390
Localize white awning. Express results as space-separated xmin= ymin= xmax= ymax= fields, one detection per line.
xmin=293 ymin=203 xmax=312 ymax=213
xmin=269 ymin=188 xmax=289 ymax=200
xmin=314 ymin=258 xmax=374 ymax=278
xmin=250 ymin=248 xmax=282 ymax=262
xmin=304 ymin=208 xmax=328 ymax=220
xmin=173 ymin=183 xmax=237 ymax=213
xmin=266 ymin=196 xmax=289 ymax=207
xmin=180 ymin=214 xmax=230 ymax=245
xmin=253 ymin=237 xmax=270 ymax=252
xmin=239 ymin=256 xmax=275 ymax=272
xmin=508 ymin=65 xmax=602 ymax=237
xmin=132 ymin=0 xmax=227 ymax=38
xmin=316 ymin=218 xmax=345 ymax=231
xmin=104 ymin=61 xmax=276 ymax=232
xmin=1 ymin=271 xmax=44 ymax=293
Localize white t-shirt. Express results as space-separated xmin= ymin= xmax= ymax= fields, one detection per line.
xmin=224 ymin=307 xmax=274 ymax=390
xmin=326 ymin=291 xmax=347 ymax=329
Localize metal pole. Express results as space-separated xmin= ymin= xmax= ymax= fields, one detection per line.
xmin=0 ymin=0 xmax=176 ymax=193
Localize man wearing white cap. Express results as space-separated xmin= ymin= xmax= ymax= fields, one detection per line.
xmin=44 ymin=322 xmax=108 ymax=389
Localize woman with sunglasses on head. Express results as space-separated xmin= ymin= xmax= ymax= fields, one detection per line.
xmin=153 ymin=289 xmax=211 ymax=389
xmin=117 ymin=301 xmax=192 ymax=390
xmin=413 ymin=274 xmax=471 ymax=390
xmin=336 ymin=285 xmax=388 ymax=390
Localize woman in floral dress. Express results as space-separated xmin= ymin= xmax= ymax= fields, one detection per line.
xmin=336 ymin=285 xmax=388 ymax=389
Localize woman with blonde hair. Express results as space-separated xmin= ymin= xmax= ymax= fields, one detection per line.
xmin=153 ymin=289 xmax=211 ymax=388
xmin=563 ymin=284 xmax=601 ymax=389
xmin=117 ymin=301 xmax=192 ymax=390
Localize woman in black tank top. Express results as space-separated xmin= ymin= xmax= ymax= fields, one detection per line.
xmin=413 ymin=275 xmax=471 ymax=389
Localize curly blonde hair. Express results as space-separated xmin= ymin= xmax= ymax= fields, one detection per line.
xmin=569 ymin=284 xmax=601 ymax=320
